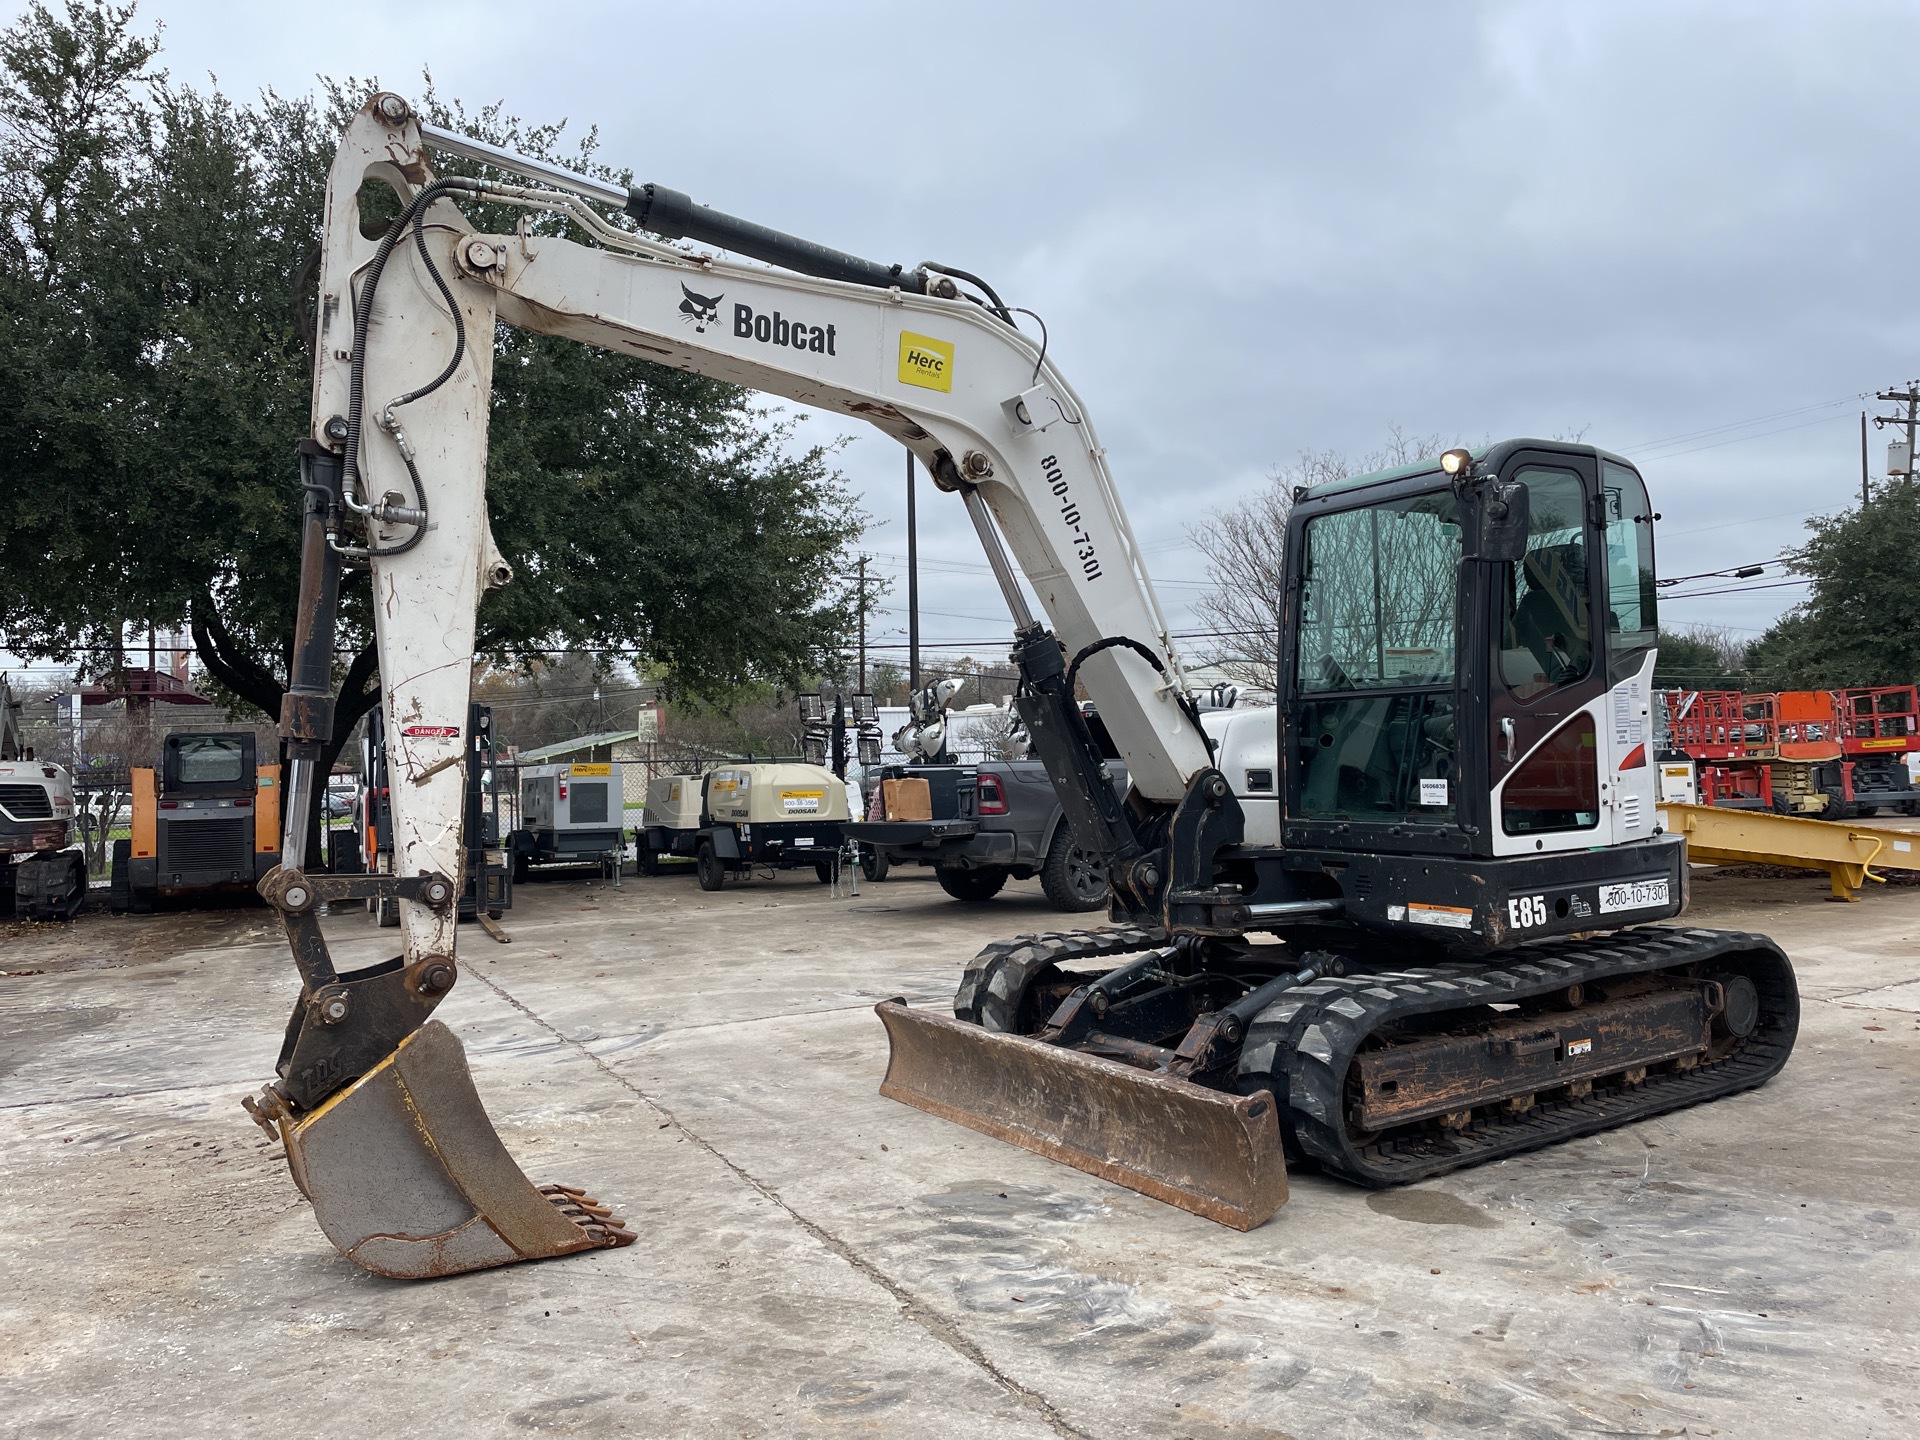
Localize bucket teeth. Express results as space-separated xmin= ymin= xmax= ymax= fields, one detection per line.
xmin=541 ymin=1186 xmax=618 ymax=1220
xmin=542 ymin=1187 xmax=636 ymax=1246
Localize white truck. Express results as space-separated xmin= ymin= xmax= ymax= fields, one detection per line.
xmin=0 ymin=677 xmax=85 ymax=920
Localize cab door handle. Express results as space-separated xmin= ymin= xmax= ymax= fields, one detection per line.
xmin=1500 ymin=717 xmax=1516 ymax=763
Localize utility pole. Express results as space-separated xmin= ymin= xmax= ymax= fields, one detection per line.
xmin=1871 ymin=381 xmax=1920 ymax=487
xmin=1862 ymin=411 xmax=1871 ymax=506
xmin=906 ymin=450 xmax=921 ymax=694
xmin=856 ymin=552 xmax=871 ymax=695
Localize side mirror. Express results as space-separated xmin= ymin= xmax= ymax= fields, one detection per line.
xmin=1468 ymin=479 xmax=1530 ymax=562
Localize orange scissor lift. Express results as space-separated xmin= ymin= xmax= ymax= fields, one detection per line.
xmin=1661 ymin=686 xmax=1920 ymax=819
xmin=1658 ymin=685 xmax=1920 ymax=899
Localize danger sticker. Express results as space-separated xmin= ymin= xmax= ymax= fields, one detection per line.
xmin=402 ymin=725 xmax=460 ymax=738
xmin=1406 ymin=902 xmax=1474 ymax=930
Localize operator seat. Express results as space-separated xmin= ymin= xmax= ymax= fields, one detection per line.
xmin=1511 ymin=541 xmax=1590 ymax=684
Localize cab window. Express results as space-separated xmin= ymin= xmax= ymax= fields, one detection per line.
xmin=1499 ymin=468 xmax=1591 ymax=702
xmin=174 ymin=734 xmax=244 ymax=784
xmin=1298 ymin=491 xmax=1461 ymax=693
xmin=1602 ymin=461 xmax=1658 ymax=683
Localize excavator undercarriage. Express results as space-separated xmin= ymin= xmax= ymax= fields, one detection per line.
xmin=879 ymin=923 xmax=1797 ymax=1228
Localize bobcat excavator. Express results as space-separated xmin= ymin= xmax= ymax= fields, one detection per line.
xmin=248 ymin=94 xmax=1797 ymax=1277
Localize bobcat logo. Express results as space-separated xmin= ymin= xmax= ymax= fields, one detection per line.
xmin=679 ymin=283 xmax=723 ymax=333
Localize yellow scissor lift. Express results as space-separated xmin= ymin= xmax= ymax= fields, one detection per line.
xmin=1660 ymin=802 xmax=1920 ymax=899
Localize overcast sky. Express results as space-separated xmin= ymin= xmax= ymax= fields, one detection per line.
xmin=13 ymin=0 xmax=1913 ymax=688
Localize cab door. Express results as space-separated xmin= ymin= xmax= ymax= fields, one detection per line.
xmin=1486 ymin=453 xmax=1660 ymax=856
xmin=1594 ymin=459 xmax=1660 ymax=843
xmin=1486 ymin=452 xmax=1611 ymax=858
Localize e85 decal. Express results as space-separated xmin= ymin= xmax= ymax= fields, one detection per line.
xmin=1507 ymin=894 xmax=1548 ymax=929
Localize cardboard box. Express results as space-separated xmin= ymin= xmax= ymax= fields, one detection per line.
xmin=882 ymin=776 xmax=933 ymax=822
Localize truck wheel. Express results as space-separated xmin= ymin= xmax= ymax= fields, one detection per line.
xmin=639 ymin=845 xmax=660 ymax=877
xmin=697 ymin=842 xmax=727 ymax=892
xmin=937 ymin=866 xmax=1008 ymax=902
xmin=62 ymin=851 xmax=86 ymax=919
xmin=19 ymin=851 xmax=86 ymax=921
xmin=814 ymin=856 xmax=838 ymax=885
xmin=1040 ymin=829 xmax=1108 ymax=912
xmin=860 ymin=845 xmax=889 ymax=883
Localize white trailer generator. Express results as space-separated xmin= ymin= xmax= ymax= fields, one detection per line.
xmin=510 ymin=762 xmax=626 ymax=879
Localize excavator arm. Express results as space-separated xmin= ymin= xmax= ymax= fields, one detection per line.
xmin=251 ymin=93 xmax=1250 ymax=1276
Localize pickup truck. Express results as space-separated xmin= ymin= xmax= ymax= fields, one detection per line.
xmin=843 ymin=757 xmax=1123 ymax=911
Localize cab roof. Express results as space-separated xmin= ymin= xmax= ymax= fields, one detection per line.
xmin=1303 ymin=439 xmax=1638 ymax=501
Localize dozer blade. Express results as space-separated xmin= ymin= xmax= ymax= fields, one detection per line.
xmin=876 ymin=1000 xmax=1288 ymax=1230
xmin=261 ymin=1020 xmax=636 ymax=1279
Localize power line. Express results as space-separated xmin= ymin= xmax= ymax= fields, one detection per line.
xmin=1627 ymin=393 xmax=1865 ymax=456
xmin=1658 ymin=578 xmax=1811 ymax=601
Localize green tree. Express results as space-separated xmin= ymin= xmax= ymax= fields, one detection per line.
xmin=0 ymin=3 xmax=864 ymax=860
xmin=1746 ymin=484 xmax=1920 ymax=687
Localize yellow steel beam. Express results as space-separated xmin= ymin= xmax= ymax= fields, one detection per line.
xmin=1659 ymin=802 xmax=1920 ymax=900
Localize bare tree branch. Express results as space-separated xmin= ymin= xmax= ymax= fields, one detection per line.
xmin=1187 ymin=433 xmax=1451 ymax=687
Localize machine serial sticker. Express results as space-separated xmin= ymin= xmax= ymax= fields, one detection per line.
xmin=1566 ymin=1038 xmax=1594 ymax=1058
xmin=1418 ymin=778 xmax=1449 ymax=806
xmin=780 ymin=789 xmax=824 ymax=813
xmin=1407 ymin=902 xmax=1474 ymax=930
xmin=1598 ymin=877 xmax=1670 ymax=913
xmin=898 ymin=331 xmax=954 ymax=392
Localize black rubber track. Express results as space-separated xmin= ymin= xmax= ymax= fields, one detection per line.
xmin=1236 ymin=926 xmax=1799 ymax=1187
xmin=953 ymin=925 xmax=1169 ymax=1031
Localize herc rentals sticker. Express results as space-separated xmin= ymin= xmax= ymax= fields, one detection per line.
xmin=780 ymin=789 xmax=824 ymax=814
xmin=898 ymin=332 xmax=954 ymax=392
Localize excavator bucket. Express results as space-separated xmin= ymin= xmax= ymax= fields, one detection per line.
xmin=876 ymin=1000 xmax=1288 ymax=1230
xmin=258 ymin=1021 xmax=635 ymax=1279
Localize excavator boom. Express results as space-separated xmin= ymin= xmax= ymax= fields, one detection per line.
xmin=254 ymin=93 xmax=1224 ymax=1275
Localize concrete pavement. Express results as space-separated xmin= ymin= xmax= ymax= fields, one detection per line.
xmin=2 ymin=861 xmax=1915 ymax=1437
